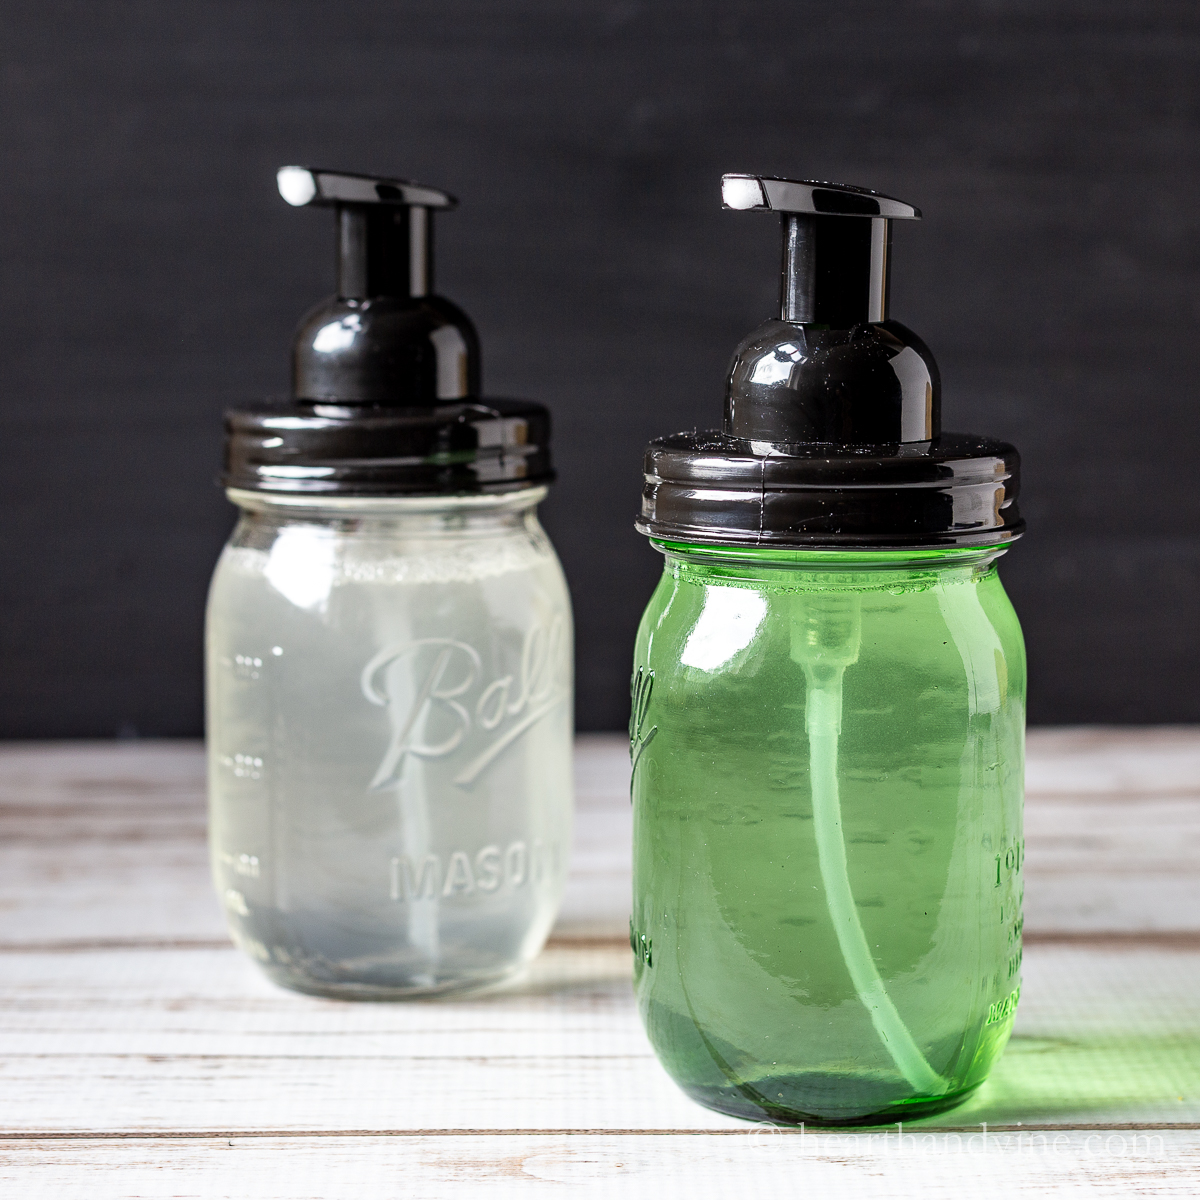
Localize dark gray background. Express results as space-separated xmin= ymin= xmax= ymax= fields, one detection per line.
xmin=2 ymin=0 xmax=1197 ymax=736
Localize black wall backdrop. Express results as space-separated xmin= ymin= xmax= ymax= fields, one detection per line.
xmin=2 ymin=1 xmax=1198 ymax=736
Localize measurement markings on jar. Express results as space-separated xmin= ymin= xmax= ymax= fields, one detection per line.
xmin=233 ymin=653 xmax=263 ymax=680
xmin=219 ymin=752 xmax=264 ymax=780
xmin=218 ymin=850 xmax=261 ymax=878
xmin=389 ymin=839 xmax=559 ymax=901
xmin=221 ymin=648 xmax=281 ymax=679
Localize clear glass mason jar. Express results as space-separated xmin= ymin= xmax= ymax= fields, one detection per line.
xmin=630 ymin=541 xmax=1025 ymax=1126
xmin=206 ymin=486 xmax=573 ymax=998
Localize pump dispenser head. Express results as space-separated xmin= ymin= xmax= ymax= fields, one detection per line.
xmin=274 ymin=167 xmax=480 ymax=405
xmin=637 ymin=173 xmax=1021 ymax=547
xmin=719 ymin=176 xmax=939 ymax=446
xmin=221 ymin=167 xmax=552 ymax=496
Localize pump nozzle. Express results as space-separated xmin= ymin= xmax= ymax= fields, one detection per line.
xmin=721 ymin=175 xmax=918 ymax=326
xmin=720 ymin=174 xmax=938 ymax=446
xmin=277 ymin=167 xmax=454 ymax=301
xmin=278 ymin=166 xmax=479 ymax=405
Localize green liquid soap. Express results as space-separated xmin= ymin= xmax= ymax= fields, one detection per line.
xmin=631 ymin=544 xmax=1025 ymax=1126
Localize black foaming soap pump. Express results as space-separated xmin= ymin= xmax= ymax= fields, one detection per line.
xmin=224 ymin=166 xmax=551 ymax=493
xmin=639 ymin=174 xmax=1022 ymax=545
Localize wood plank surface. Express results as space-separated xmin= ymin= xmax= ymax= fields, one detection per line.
xmin=1 ymin=941 xmax=1198 ymax=1132
xmin=1 ymin=730 xmax=1198 ymax=1196
xmin=2 ymin=1131 xmax=1198 ymax=1200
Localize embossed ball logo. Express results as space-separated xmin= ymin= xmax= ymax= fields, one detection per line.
xmin=361 ymin=617 xmax=570 ymax=790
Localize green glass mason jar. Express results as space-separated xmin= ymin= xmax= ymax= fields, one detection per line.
xmin=632 ymin=172 xmax=1027 ymax=1125
xmin=630 ymin=542 xmax=1025 ymax=1126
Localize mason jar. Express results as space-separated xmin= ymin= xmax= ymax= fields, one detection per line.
xmin=207 ymin=486 xmax=573 ymax=998
xmin=630 ymin=542 xmax=1025 ymax=1125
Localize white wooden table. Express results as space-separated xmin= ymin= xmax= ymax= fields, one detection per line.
xmin=1 ymin=730 xmax=1199 ymax=1197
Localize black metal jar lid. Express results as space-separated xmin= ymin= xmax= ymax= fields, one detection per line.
xmin=637 ymin=175 xmax=1021 ymax=549
xmin=225 ymin=399 xmax=552 ymax=497
xmin=222 ymin=168 xmax=553 ymax=497
xmin=640 ymin=431 xmax=1019 ymax=548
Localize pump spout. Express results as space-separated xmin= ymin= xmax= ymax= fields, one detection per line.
xmin=278 ymin=166 xmax=454 ymax=300
xmin=724 ymin=174 xmax=916 ymax=328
